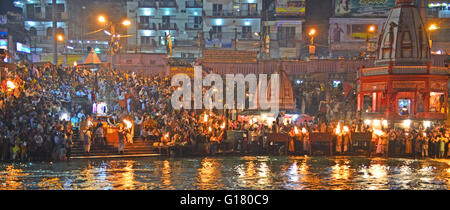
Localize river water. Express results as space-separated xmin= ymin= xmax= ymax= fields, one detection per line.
xmin=0 ymin=156 xmax=449 ymax=190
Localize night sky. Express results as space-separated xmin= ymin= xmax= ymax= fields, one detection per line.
xmin=0 ymin=0 xmax=22 ymax=14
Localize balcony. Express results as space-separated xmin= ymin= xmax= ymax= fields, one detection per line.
xmin=204 ymin=10 xmax=261 ymax=18
xmin=185 ymin=1 xmax=202 ymax=8
xmin=139 ymin=1 xmax=157 ymax=8
xmin=185 ymin=23 xmax=202 ymax=30
xmin=159 ymin=23 xmax=178 ymax=30
xmin=139 ymin=23 xmax=157 ymax=30
xmin=159 ymin=1 xmax=177 ymax=8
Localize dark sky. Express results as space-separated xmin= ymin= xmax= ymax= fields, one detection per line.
xmin=0 ymin=0 xmax=22 ymax=14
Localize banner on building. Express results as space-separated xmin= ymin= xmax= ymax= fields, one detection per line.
xmin=334 ymin=0 xmax=396 ymax=17
xmin=0 ymin=39 xmax=7 ymax=50
xmin=275 ymin=0 xmax=306 ymax=16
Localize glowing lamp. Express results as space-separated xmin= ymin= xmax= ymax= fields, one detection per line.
xmin=382 ymin=120 xmax=388 ymax=127
xmin=6 ymin=81 xmax=16 ymax=91
xmin=294 ymin=126 xmax=299 ymax=134
xmin=302 ymin=127 xmax=307 ymax=134
xmin=364 ymin=119 xmax=371 ymax=126
xmin=123 ymin=119 xmax=132 ymax=129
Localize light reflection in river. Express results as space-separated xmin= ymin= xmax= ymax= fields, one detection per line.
xmin=0 ymin=156 xmax=448 ymax=190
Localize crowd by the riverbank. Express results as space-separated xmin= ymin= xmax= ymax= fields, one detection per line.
xmin=1 ymin=62 xmax=450 ymax=162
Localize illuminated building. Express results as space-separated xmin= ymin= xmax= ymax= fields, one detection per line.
xmin=357 ymin=0 xmax=449 ymax=126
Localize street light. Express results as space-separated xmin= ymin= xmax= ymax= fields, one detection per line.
xmin=428 ymin=23 xmax=438 ymax=31
xmin=122 ymin=19 xmax=131 ymax=26
xmin=57 ymin=34 xmax=64 ymax=42
xmin=97 ymin=15 xmax=131 ymax=70
xmin=428 ymin=23 xmax=439 ymax=49
xmin=367 ymin=25 xmax=376 ymax=54
xmin=308 ymin=28 xmax=317 ymax=58
xmin=98 ymin=15 xmax=106 ymax=23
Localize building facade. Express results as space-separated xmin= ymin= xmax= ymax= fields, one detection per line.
xmin=13 ymin=0 xmax=68 ymax=54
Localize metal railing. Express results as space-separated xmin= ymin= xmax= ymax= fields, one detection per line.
xmin=185 ymin=23 xmax=202 ymax=30
xmin=204 ymin=10 xmax=261 ymax=17
xmin=159 ymin=23 xmax=178 ymax=30
xmin=138 ymin=1 xmax=156 ymax=8
xmin=185 ymin=1 xmax=202 ymax=8
xmin=139 ymin=23 xmax=157 ymax=30
xmin=159 ymin=1 xmax=177 ymax=8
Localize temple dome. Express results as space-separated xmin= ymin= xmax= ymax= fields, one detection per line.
xmin=374 ymin=0 xmax=431 ymax=67
xmin=266 ymin=62 xmax=294 ymax=111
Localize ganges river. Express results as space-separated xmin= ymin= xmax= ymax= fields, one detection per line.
xmin=0 ymin=156 xmax=449 ymax=190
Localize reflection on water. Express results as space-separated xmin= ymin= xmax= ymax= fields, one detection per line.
xmin=0 ymin=157 xmax=449 ymax=190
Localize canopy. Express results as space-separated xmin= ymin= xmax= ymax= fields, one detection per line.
xmin=83 ymin=49 xmax=102 ymax=65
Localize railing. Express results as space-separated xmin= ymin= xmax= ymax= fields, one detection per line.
xmin=185 ymin=1 xmax=202 ymax=8
xmin=185 ymin=23 xmax=202 ymax=30
xmin=204 ymin=10 xmax=261 ymax=17
xmin=159 ymin=23 xmax=178 ymax=30
xmin=139 ymin=23 xmax=157 ymax=30
xmin=159 ymin=1 xmax=177 ymax=8
xmin=138 ymin=1 xmax=156 ymax=8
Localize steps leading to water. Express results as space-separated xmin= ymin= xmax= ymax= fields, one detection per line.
xmin=70 ymin=130 xmax=159 ymax=157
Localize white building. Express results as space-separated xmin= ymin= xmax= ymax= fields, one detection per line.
xmin=202 ymin=0 xmax=262 ymax=51
xmin=126 ymin=0 xmax=203 ymax=59
xmin=14 ymin=0 xmax=68 ymax=54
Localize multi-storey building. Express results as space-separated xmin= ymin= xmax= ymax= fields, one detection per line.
xmin=126 ymin=0 xmax=203 ymax=59
xmin=424 ymin=0 xmax=450 ymax=54
xmin=202 ymin=0 xmax=263 ymax=52
xmin=262 ymin=0 xmax=306 ymax=59
xmin=13 ymin=0 xmax=68 ymax=54
xmin=329 ymin=0 xmax=393 ymax=58
xmin=0 ymin=11 xmax=31 ymax=62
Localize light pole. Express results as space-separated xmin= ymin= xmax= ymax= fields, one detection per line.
xmin=428 ymin=23 xmax=438 ymax=49
xmin=308 ymin=28 xmax=316 ymax=59
xmin=56 ymin=34 xmax=66 ymax=66
xmin=367 ymin=25 xmax=376 ymax=57
xmin=98 ymin=15 xmax=131 ymax=70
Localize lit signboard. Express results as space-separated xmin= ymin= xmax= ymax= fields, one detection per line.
xmin=17 ymin=42 xmax=31 ymax=54
xmin=0 ymin=39 xmax=7 ymax=50
xmin=275 ymin=0 xmax=306 ymax=16
xmin=335 ymin=0 xmax=396 ymax=17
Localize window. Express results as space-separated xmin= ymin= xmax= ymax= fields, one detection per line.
xmin=429 ymin=92 xmax=445 ymax=113
xmin=57 ymin=4 xmax=65 ymax=13
xmin=242 ymin=26 xmax=252 ymax=39
xmin=140 ymin=16 xmax=149 ymax=24
xmin=277 ymin=26 xmax=295 ymax=48
xmin=46 ymin=27 xmax=53 ymax=37
xmin=213 ymin=4 xmax=223 ymax=16
xmin=141 ymin=36 xmax=151 ymax=45
xmin=187 ymin=16 xmax=202 ymax=29
xmin=162 ymin=16 xmax=171 ymax=28
xmin=363 ymin=94 xmax=373 ymax=113
xmin=398 ymin=99 xmax=411 ymax=116
xmin=212 ymin=26 xmax=222 ymax=37
xmin=29 ymin=27 xmax=37 ymax=36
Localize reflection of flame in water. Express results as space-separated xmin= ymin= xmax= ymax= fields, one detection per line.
xmin=257 ymin=162 xmax=270 ymax=185
xmin=196 ymin=158 xmax=223 ymax=190
xmin=161 ymin=160 xmax=172 ymax=187
xmin=38 ymin=177 xmax=63 ymax=190
xmin=287 ymin=161 xmax=300 ymax=182
xmin=119 ymin=161 xmax=136 ymax=190
xmin=331 ymin=163 xmax=350 ymax=180
xmin=0 ymin=165 xmax=28 ymax=190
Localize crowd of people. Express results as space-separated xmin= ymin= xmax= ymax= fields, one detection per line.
xmin=0 ymin=61 xmax=449 ymax=162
